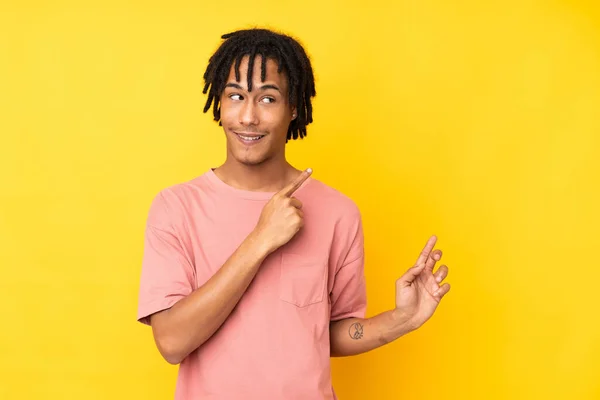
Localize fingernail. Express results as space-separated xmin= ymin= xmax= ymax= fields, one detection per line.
xmin=307 ymin=168 xmax=312 ymax=173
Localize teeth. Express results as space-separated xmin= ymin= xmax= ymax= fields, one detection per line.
xmin=239 ymin=135 xmax=263 ymax=141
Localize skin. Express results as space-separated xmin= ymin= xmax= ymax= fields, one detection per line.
xmin=149 ymin=56 xmax=308 ymax=364
xmin=329 ymin=236 xmax=451 ymax=356
xmin=213 ymin=55 xmax=300 ymax=192
xmin=149 ymin=54 xmax=451 ymax=364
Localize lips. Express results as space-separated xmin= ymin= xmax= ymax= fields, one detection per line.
xmin=234 ymin=131 xmax=266 ymax=145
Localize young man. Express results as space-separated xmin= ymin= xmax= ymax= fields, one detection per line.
xmin=137 ymin=28 xmax=450 ymax=399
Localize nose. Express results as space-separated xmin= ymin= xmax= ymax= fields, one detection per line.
xmin=239 ymin=100 xmax=259 ymax=126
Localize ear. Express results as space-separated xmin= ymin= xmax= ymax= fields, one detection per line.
xmin=291 ymin=105 xmax=297 ymax=120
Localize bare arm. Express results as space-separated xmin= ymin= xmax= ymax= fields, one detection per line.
xmin=150 ymin=232 xmax=270 ymax=364
xmin=330 ymin=236 xmax=452 ymax=357
xmin=329 ymin=310 xmax=413 ymax=357
xmin=149 ymin=169 xmax=312 ymax=365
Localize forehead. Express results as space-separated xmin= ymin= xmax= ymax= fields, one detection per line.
xmin=226 ymin=55 xmax=288 ymax=90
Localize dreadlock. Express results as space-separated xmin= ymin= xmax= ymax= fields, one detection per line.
xmin=202 ymin=28 xmax=316 ymax=141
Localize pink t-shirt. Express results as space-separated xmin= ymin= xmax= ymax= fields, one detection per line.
xmin=137 ymin=169 xmax=367 ymax=399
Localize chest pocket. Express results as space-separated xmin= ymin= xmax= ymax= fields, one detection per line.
xmin=279 ymin=253 xmax=328 ymax=308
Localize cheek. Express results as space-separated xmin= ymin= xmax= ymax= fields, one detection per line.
xmin=263 ymin=108 xmax=290 ymax=129
xmin=219 ymin=100 xmax=238 ymax=123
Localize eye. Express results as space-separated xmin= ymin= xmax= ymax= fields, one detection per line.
xmin=261 ymin=96 xmax=275 ymax=104
xmin=229 ymin=94 xmax=243 ymax=101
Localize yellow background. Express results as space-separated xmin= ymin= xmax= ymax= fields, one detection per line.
xmin=1 ymin=0 xmax=599 ymax=399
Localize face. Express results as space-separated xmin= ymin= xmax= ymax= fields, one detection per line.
xmin=219 ymin=55 xmax=296 ymax=166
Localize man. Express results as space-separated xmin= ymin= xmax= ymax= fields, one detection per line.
xmin=137 ymin=28 xmax=450 ymax=399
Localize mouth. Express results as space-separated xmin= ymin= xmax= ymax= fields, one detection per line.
xmin=234 ymin=131 xmax=266 ymax=145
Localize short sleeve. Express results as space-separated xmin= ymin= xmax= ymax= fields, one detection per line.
xmin=136 ymin=192 xmax=195 ymax=325
xmin=329 ymin=211 xmax=367 ymax=321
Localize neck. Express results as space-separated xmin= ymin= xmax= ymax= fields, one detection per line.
xmin=214 ymin=157 xmax=297 ymax=193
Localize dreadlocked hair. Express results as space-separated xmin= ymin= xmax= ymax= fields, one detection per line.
xmin=202 ymin=28 xmax=316 ymax=141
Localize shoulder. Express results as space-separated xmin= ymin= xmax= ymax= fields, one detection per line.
xmin=302 ymin=177 xmax=361 ymax=222
xmin=145 ymin=173 xmax=211 ymax=227
xmin=304 ymin=178 xmax=364 ymax=261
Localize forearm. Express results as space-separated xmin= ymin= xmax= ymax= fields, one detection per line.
xmin=151 ymin=231 xmax=271 ymax=364
xmin=330 ymin=310 xmax=415 ymax=357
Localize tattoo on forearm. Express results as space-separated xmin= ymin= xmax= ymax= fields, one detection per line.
xmin=348 ymin=322 xmax=364 ymax=340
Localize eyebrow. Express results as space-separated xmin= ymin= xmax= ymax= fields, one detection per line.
xmin=224 ymin=82 xmax=281 ymax=93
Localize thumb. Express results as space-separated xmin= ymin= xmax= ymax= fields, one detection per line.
xmin=398 ymin=263 xmax=426 ymax=287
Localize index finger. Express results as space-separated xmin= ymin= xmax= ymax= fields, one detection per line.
xmin=280 ymin=168 xmax=312 ymax=197
xmin=415 ymin=235 xmax=437 ymax=266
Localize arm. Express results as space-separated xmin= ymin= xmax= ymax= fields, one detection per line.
xmin=150 ymin=232 xmax=269 ymax=365
xmin=330 ymin=310 xmax=413 ymax=357
xmin=147 ymin=169 xmax=312 ymax=365
xmin=330 ymin=235 xmax=451 ymax=357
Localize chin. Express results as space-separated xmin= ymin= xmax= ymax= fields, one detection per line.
xmin=227 ymin=141 xmax=272 ymax=167
xmin=233 ymin=152 xmax=269 ymax=166
xmin=238 ymin=158 xmax=266 ymax=166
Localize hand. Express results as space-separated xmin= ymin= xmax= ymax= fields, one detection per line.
xmin=393 ymin=235 xmax=451 ymax=331
xmin=252 ymin=168 xmax=312 ymax=254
